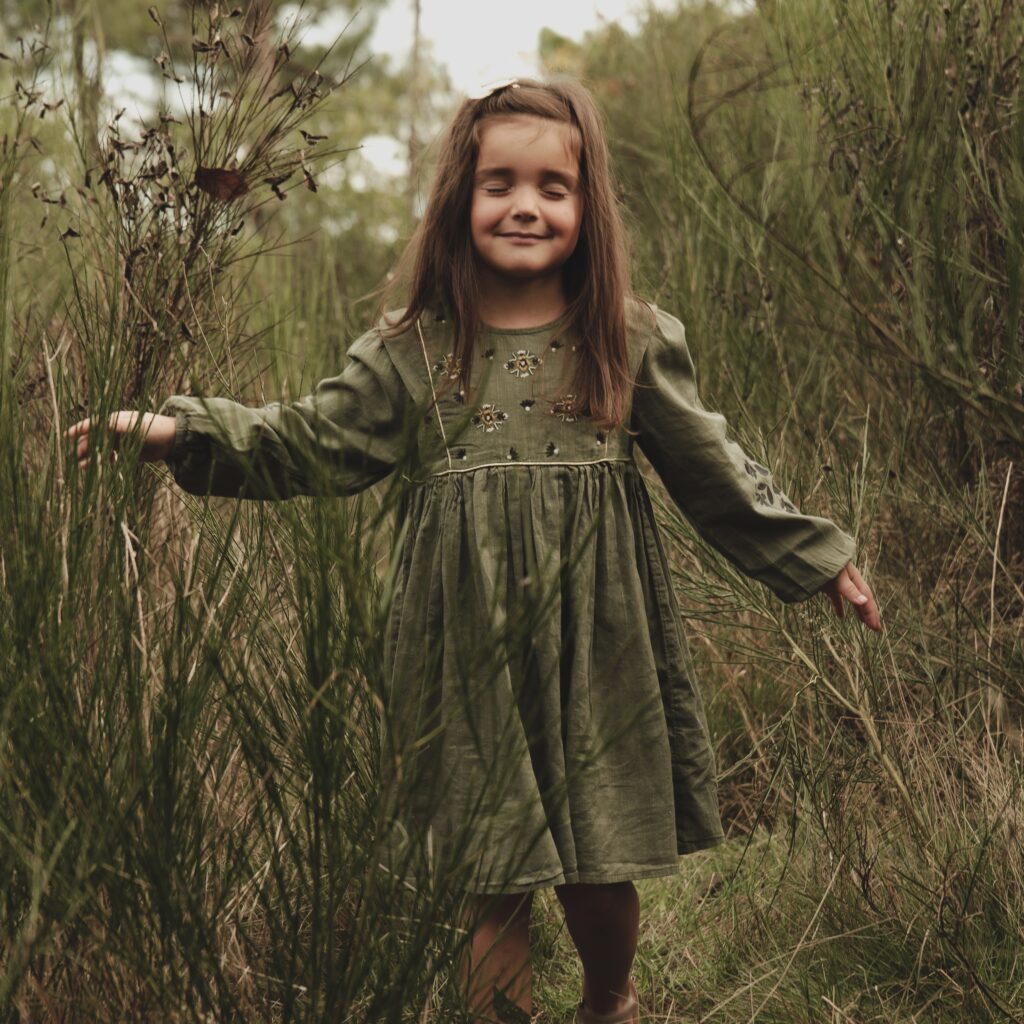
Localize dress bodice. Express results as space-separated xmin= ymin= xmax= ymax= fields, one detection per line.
xmin=391 ymin=317 xmax=636 ymax=481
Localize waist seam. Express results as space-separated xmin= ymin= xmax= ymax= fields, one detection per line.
xmin=402 ymin=456 xmax=635 ymax=481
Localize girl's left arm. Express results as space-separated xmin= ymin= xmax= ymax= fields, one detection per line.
xmin=632 ymin=308 xmax=879 ymax=628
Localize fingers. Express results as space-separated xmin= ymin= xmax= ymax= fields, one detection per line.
xmin=63 ymin=418 xmax=91 ymax=440
xmin=858 ymin=592 xmax=882 ymax=631
xmin=63 ymin=416 xmax=111 ymax=472
xmin=835 ymin=568 xmax=868 ymax=607
xmin=64 ymin=413 xmax=134 ymax=473
xmin=64 ymin=417 xmax=92 ymax=470
xmin=64 ymin=419 xmax=88 ymax=470
xmin=843 ymin=562 xmax=881 ymax=631
xmin=845 ymin=561 xmax=874 ymax=602
xmin=76 ymin=435 xmax=90 ymax=470
xmin=831 ymin=563 xmax=881 ymax=632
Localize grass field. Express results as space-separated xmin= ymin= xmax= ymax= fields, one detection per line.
xmin=1 ymin=1 xmax=1022 ymax=1020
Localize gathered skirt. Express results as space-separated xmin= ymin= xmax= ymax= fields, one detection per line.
xmin=377 ymin=459 xmax=724 ymax=894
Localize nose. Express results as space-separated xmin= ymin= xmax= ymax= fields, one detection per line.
xmin=509 ymin=185 xmax=540 ymax=220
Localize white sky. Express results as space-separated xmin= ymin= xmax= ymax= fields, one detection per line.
xmin=360 ymin=0 xmax=679 ymax=92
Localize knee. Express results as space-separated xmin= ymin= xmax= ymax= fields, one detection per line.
xmin=554 ymin=880 xmax=637 ymax=913
xmin=466 ymin=890 xmax=534 ymax=929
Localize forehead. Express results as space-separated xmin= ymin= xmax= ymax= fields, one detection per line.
xmin=475 ymin=115 xmax=580 ymax=172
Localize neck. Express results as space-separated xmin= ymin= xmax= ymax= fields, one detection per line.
xmin=476 ymin=269 xmax=568 ymax=329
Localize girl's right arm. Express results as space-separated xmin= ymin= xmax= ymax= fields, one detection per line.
xmin=65 ymin=327 xmax=414 ymax=500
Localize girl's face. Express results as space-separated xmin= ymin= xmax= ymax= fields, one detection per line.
xmin=470 ymin=115 xmax=583 ymax=288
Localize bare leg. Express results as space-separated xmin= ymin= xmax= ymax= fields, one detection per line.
xmin=460 ymin=891 xmax=535 ymax=1021
xmin=555 ymin=881 xmax=639 ymax=1016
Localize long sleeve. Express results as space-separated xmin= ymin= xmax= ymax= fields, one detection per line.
xmin=630 ymin=308 xmax=856 ymax=603
xmin=157 ymin=326 xmax=413 ymax=500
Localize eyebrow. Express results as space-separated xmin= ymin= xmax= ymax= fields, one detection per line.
xmin=474 ymin=166 xmax=578 ymax=186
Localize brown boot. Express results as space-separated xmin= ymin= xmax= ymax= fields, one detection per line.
xmin=573 ymin=979 xmax=639 ymax=1024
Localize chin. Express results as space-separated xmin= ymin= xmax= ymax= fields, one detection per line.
xmin=502 ymin=265 xmax=552 ymax=280
xmin=484 ymin=258 xmax=569 ymax=282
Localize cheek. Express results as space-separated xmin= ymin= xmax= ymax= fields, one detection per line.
xmin=469 ymin=202 xmax=487 ymax=246
xmin=471 ymin=196 xmax=487 ymax=234
xmin=470 ymin=196 xmax=499 ymax=237
xmin=560 ymin=200 xmax=583 ymax=244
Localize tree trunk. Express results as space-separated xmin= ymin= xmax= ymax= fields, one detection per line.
xmin=67 ymin=0 xmax=103 ymax=165
xmin=407 ymin=0 xmax=423 ymax=215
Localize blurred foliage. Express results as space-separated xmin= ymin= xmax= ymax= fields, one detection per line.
xmin=2 ymin=0 xmax=387 ymax=63
xmin=551 ymin=0 xmax=1024 ymax=458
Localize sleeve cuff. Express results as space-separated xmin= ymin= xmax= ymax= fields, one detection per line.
xmin=773 ymin=527 xmax=857 ymax=603
xmin=158 ymin=399 xmax=208 ymax=464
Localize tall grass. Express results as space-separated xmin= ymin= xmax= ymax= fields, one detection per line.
xmin=1 ymin=6 xmax=560 ymax=1021
xmin=3 ymin=0 xmax=1024 ymax=1021
xmin=546 ymin=1 xmax=1024 ymax=1020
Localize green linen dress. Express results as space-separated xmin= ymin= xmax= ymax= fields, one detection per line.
xmin=158 ymin=304 xmax=856 ymax=894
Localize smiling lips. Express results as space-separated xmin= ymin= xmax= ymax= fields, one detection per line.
xmin=498 ymin=232 xmax=550 ymax=240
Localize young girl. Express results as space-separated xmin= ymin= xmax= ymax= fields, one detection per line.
xmin=66 ymin=78 xmax=880 ymax=1024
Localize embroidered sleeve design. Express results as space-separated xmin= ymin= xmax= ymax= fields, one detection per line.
xmin=505 ymin=349 xmax=542 ymax=378
xmin=472 ymin=403 xmax=509 ymax=432
xmin=744 ymin=459 xmax=799 ymax=513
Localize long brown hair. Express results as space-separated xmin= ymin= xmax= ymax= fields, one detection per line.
xmin=379 ymin=77 xmax=638 ymax=430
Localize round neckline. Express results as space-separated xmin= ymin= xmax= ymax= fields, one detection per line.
xmin=479 ymin=311 xmax=569 ymax=336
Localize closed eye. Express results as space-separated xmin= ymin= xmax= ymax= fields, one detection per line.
xmin=480 ymin=185 xmax=569 ymax=199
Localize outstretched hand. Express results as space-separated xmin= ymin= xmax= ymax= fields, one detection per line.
xmin=822 ymin=562 xmax=881 ymax=631
xmin=63 ymin=411 xmax=177 ymax=471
